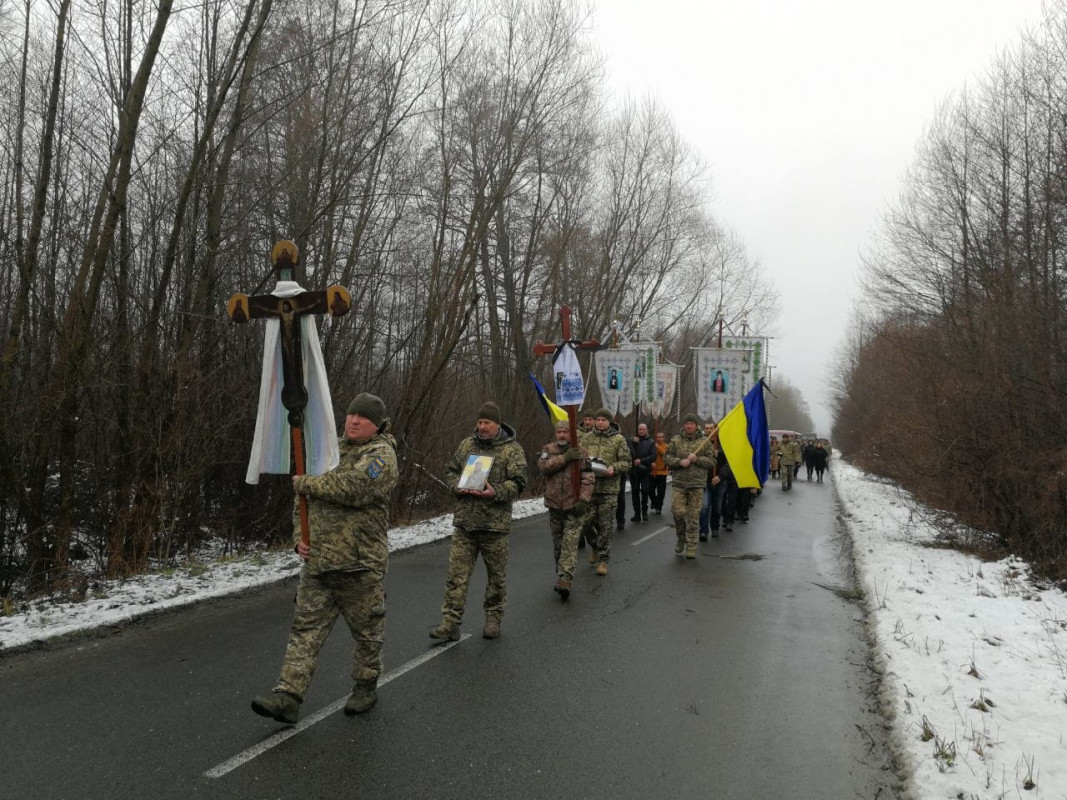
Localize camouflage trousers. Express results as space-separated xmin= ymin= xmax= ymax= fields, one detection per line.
xmin=275 ymin=567 xmax=386 ymax=701
xmin=549 ymin=507 xmax=590 ymax=582
xmin=672 ymin=486 xmax=704 ymax=548
xmin=440 ymin=527 xmax=508 ymax=626
xmin=586 ymin=494 xmax=617 ymax=565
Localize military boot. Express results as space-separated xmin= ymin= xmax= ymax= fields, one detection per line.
xmin=482 ymin=618 xmax=501 ymax=639
xmin=674 ymin=538 xmax=684 ymax=554
xmin=250 ymin=691 xmax=300 ymax=724
xmin=429 ymin=622 xmax=460 ymax=642
xmin=553 ymin=578 xmax=571 ymax=602
xmin=685 ymin=544 xmax=697 ymax=559
xmin=344 ymin=680 xmax=378 ymax=715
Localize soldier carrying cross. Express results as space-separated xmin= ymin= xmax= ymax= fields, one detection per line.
xmin=231 ymin=241 xmax=400 ymax=722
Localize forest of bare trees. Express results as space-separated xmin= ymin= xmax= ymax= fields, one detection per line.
xmin=0 ymin=0 xmax=776 ymax=600
xmin=831 ymin=2 xmax=1067 ymax=580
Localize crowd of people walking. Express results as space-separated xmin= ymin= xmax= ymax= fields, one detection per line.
xmin=250 ymin=395 xmax=830 ymax=724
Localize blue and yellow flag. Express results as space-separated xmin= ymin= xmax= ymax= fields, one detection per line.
xmin=529 ymin=374 xmax=569 ymax=424
xmin=716 ymin=380 xmax=770 ymax=488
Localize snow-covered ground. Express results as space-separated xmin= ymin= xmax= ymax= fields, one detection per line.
xmin=838 ymin=461 xmax=1067 ymax=800
xmin=2 ymin=463 xmax=1065 ymax=799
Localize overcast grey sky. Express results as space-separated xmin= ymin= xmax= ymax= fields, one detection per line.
xmin=593 ymin=0 xmax=1047 ymax=434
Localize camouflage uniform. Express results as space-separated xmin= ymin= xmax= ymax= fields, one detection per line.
xmin=274 ymin=431 xmax=398 ymax=700
xmin=665 ymin=430 xmax=714 ymax=553
xmin=439 ymin=423 xmax=527 ymax=627
xmin=779 ymin=436 xmax=802 ymax=489
xmin=582 ymin=422 xmax=631 ymax=567
xmin=537 ymin=438 xmax=595 ymax=582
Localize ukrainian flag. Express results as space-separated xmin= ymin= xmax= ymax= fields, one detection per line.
xmin=529 ymin=374 xmax=569 ymax=424
xmin=717 ymin=381 xmax=770 ymax=488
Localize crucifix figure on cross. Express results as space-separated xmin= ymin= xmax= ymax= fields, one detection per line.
xmin=227 ymin=240 xmax=351 ymax=547
xmin=532 ymin=305 xmax=601 ymax=496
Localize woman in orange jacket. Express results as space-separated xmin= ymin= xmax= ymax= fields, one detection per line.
xmin=648 ymin=430 xmax=670 ymax=514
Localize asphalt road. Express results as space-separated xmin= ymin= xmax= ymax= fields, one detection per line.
xmin=0 ymin=473 xmax=898 ymax=800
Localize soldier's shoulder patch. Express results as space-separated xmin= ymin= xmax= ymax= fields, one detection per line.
xmin=367 ymin=455 xmax=387 ymax=479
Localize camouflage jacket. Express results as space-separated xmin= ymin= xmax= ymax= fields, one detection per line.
xmin=779 ymin=439 xmax=802 ymax=466
xmin=446 ymin=423 xmax=528 ymax=533
xmin=580 ymin=423 xmax=631 ymax=496
xmin=292 ymin=432 xmax=398 ymax=575
xmin=664 ymin=430 xmax=714 ymax=489
xmin=537 ymin=440 xmax=595 ymax=511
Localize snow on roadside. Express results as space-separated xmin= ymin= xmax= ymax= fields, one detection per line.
xmin=0 ymin=499 xmax=547 ymax=653
xmin=835 ymin=459 xmax=1067 ymax=800
xmin=4 ymin=463 xmax=1067 ymax=800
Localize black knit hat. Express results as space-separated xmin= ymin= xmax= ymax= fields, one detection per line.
xmin=347 ymin=393 xmax=386 ymax=427
xmin=477 ymin=401 xmax=502 ymax=424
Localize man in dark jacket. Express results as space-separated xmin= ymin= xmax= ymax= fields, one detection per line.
xmin=628 ymin=422 xmax=656 ymax=521
xmin=429 ymin=401 xmax=527 ymax=642
xmin=251 ymin=393 xmax=398 ymax=724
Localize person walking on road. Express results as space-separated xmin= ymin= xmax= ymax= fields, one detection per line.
xmin=813 ymin=441 xmax=829 ymax=483
xmin=583 ymin=408 xmax=631 ymax=576
xmin=537 ymin=420 xmax=595 ymax=601
xmin=429 ymin=401 xmax=527 ymax=642
xmin=702 ymin=434 xmax=733 ymax=539
xmin=628 ymin=422 xmax=656 ymax=521
xmin=665 ymin=414 xmax=715 ymax=559
xmin=576 ymin=409 xmax=597 ymax=550
xmin=251 ymin=393 xmax=398 ymax=724
xmin=779 ymin=433 xmax=802 ymax=491
xmin=649 ymin=431 xmax=669 ymax=514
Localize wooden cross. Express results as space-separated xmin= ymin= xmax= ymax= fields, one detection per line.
xmin=532 ymin=305 xmax=601 ymax=497
xmin=226 ymin=240 xmax=351 ymax=547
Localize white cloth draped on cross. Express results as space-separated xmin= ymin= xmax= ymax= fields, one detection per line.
xmin=245 ymin=281 xmax=339 ymax=484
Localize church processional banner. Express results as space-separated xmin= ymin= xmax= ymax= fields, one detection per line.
xmin=694 ymin=348 xmax=748 ymax=423
xmin=642 ymin=363 xmax=678 ymax=419
xmin=594 ymin=346 xmax=656 ymax=417
xmin=721 ymin=336 xmax=769 ymax=384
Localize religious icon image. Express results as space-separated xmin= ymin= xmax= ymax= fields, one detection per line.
xmin=555 ymin=371 xmax=564 ymax=392
xmin=457 ymin=454 xmax=495 ymax=491
xmin=608 ymin=368 xmax=620 ymax=390
xmin=711 ymin=370 xmax=728 ymax=393
xmin=634 ymin=360 xmax=645 ymax=380
xmin=227 ymin=293 xmax=250 ymax=323
xmin=327 ymin=285 xmax=351 ymax=317
xmin=656 ymin=379 xmax=665 ymax=399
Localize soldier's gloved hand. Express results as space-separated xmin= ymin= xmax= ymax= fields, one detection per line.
xmin=563 ymin=447 xmax=582 ymax=462
xmin=572 ymin=500 xmax=590 ymax=516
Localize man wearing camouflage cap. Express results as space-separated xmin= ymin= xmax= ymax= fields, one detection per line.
xmin=665 ymin=413 xmax=715 ymax=559
xmin=429 ymin=401 xmax=527 ymax=641
xmin=251 ymin=392 xmax=398 ymax=724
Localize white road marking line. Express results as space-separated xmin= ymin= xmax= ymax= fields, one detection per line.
xmin=204 ymin=634 xmax=471 ymax=779
xmin=631 ymin=526 xmax=670 ymax=546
